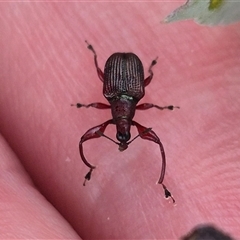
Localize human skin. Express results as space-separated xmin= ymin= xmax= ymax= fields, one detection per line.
xmin=0 ymin=2 xmax=240 ymax=239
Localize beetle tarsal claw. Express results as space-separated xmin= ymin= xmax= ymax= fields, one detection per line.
xmin=162 ymin=184 xmax=175 ymax=203
xmin=70 ymin=103 xmax=85 ymax=108
xmin=167 ymin=105 xmax=180 ymax=110
xmin=83 ymin=169 xmax=93 ymax=186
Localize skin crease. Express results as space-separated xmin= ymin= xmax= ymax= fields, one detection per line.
xmin=0 ymin=2 xmax=240 ymax=240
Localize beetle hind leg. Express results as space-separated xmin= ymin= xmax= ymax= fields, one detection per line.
xmin=85 ymin=40 xmax=104 ymax=82
xmin=144 ymin=57 xmax=158 ymax=87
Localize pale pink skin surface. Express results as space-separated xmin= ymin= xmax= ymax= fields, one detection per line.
xmin=0 ymin=2 xmax=240 ymax=239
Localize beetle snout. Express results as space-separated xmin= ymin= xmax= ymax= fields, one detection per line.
xmin=118 ymin=142 xmax=128 ymax=152
xmin=116 ymin=131 xmax=131 ymax=143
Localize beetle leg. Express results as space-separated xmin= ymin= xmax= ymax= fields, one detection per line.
xmin=85 ymin=40 xmax=104 ymax=82
xmin=132 ymin=120 xmax=175 ymax=203
xmin=71 ymin=102 xmax=111 ymax=109
xmin=132 ymin=121 xmax=166 ymax=183
xmin=144 ymin=58 xmax=158 ymax=87
xmin=136 ymin=103 xmax=180 ymax=111
xmin=80 ymin=119 xmax=114 ymax=185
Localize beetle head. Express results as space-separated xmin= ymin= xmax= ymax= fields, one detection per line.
xmin=117 ymin=131 xmax=130 ymax=152
xmin=115 ymin=118 xmax=131 ymax=151
xmin=116 ymin=131 xmax=130 ymax=142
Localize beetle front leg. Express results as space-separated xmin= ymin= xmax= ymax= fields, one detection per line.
xmin=71 ymin=102 xmax=111 ymax=109
xmin=136 ymin=103 xmax=180 ymax=111
xmin=80 ymin=119 xmax=114 ymax=186
xmin=132 ymin=120 xmax=175 ymax=203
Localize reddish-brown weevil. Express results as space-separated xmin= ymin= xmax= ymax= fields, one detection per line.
xmin=72 ymin=41 xmax=179 ymax=203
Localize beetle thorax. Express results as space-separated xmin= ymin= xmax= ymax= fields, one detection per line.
xmin=110 ymin=95 xmax=137 ymax=121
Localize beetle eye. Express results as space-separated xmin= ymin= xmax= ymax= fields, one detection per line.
xmin=116 ymin=131 xmax=131 ymax=143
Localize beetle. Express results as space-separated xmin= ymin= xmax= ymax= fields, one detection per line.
xmin=72 ymin=41 xmax=179 ymax=203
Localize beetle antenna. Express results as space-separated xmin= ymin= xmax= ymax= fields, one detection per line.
xmin=96 ymin=129 xmax=153 ymax=150
xmin=127 ymin=128 xmax=152 ymax=145
xmin=96 ymin=130 xmax=119 ymax=145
